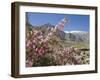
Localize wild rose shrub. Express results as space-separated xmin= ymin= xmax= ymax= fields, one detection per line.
xmin=26 ymin=28 xmax=89 ymax=67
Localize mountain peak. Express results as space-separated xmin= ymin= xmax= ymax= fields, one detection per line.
xmin=64 ymin=31 xmax=88 ymax=33
xmin=41 ymin=23 xmax=54 ymax=27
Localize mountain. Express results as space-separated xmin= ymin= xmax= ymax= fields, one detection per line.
xmin=26 ymin=23 xmax=89 ymax=45
xmin=41 ymin=23 xmax=55 ymax=28
xmin=64 ymin=31 xmax=89 ymax=43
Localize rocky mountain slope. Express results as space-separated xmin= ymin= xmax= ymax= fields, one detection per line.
xmin=26 ymin=23 xmax=89 ymax=48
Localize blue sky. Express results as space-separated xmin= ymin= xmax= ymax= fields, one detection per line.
xmin=26 ymin=12 xmax=90 ymax=32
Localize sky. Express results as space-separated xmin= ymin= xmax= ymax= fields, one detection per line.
xmin=26 ymin=12 xmax=90 ymax=32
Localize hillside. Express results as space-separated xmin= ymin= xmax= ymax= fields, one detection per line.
xmin=26 ymin=23 xmax=89 ymax=48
